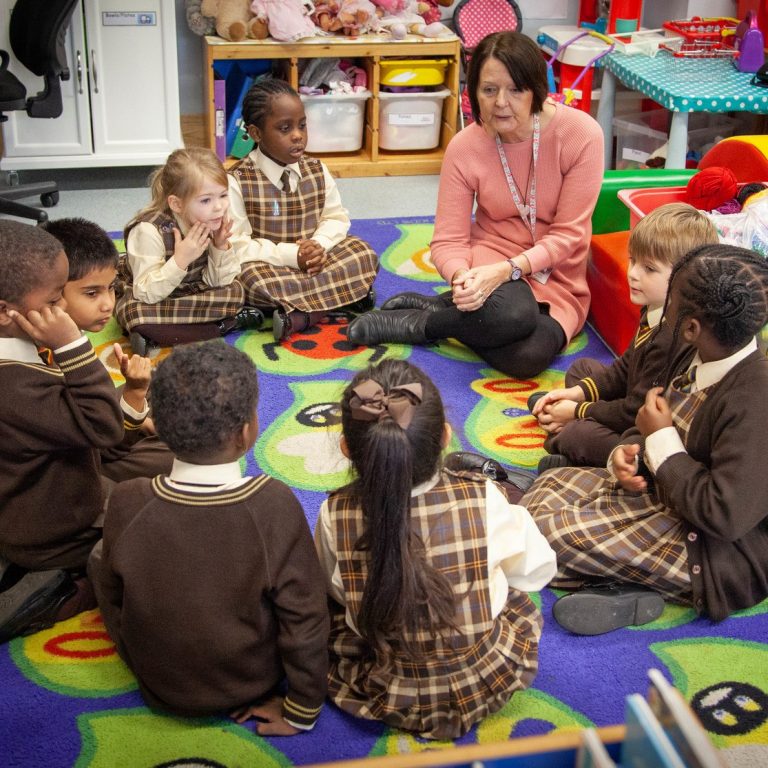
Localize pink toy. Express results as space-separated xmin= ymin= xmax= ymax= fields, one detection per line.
xmin=373 ymin=0 xmax=450 ymax=39
xmin=251 ymin=0 xmax=317 ymax=41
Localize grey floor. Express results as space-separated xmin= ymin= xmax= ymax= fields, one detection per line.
xmin=3 ymin=167 xmax=440 ymax=233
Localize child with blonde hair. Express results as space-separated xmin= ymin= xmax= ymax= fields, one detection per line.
xmin=315 ymin=359 xmax=556 ymax=739
xmin=117 ymin=147 xmax=261 ymax=355
xmin=530 ymin=203 xmax=718 ymax=471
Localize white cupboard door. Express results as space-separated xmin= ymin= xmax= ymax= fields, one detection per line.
xmin=0 ymin=1 xmax=92 ymax=164
xmin=83 ymin=0 xmax=181 ymax=162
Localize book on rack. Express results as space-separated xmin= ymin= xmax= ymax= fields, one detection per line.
xmin=622 ymin=693 xmax=686 ymax=768
xmin=647 ymin=668 xmax=727 ymax=768
xmin=575 ymin=727 xmax=618 ymax=768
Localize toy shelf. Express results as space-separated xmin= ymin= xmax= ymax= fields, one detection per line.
xmin=202 ymin=34 xmax=461 ymax=177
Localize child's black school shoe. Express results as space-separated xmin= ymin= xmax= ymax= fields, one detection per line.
xmin=552 ymin=584 xmax=665 ymax=636
xmin=0 ymin=570 xmax=76 ymax=644
xmin=527 ymin=390 xmax=548 ymax=412
xmin=230 ymin=306 xmax=265 ymax=331
xmin=339 ymin=288 xmax=376 ymax=315
xmin=538 ymin=454 xmax=571 ymax=474
xmin=443 ymin=451 xmax=536 ymax=492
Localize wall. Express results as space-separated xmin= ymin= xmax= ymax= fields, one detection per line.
xmin=174 ymin=0 xmax=736 ymax=116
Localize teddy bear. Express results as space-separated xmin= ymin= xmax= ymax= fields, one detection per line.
xmin=184 ymin=0 xmax=216 ymax=36
xmin=200 ymin=0 xmax=268 ymax=42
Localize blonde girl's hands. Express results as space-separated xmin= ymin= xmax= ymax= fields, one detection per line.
xmin=172 ymin=221 xmax=211 ymax=270
xmin=451 ymin=263 xmax=509 ymax=311
xmin=297 ymin=239 xmax=327 ymax=276
xmin=211 ymin=215 xmax=233 ymax=250
xmin=636 ymin=387 xmax=673 ymax=437
xmin=612 ymin=443 xmax=647 ymax=493
xmin=8 ymin=305 xmax=80 ymax=350
xmin=230 ymin=697 xmax=301 ymax=736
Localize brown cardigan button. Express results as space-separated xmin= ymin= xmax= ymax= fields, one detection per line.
xmin=687 ymin=531 xmax=698 ymax=542
xmin=692 ymin=564 xmax=702 ymax=575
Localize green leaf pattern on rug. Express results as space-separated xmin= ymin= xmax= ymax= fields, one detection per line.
xmin=74 ymin=708 xmax=292 ymax=768
xmin=379 ymin=223 xmax=441 ymax=282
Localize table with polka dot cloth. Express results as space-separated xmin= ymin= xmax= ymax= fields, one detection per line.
xmin=596 ymin=50 xmax=768 ymax=169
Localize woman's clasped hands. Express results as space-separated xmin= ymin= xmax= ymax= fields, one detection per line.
xmin=451 ymin=262 xmax=511 ymax=311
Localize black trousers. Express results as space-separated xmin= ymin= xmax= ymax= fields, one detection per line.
xmin=424 ymin=280 xmax=566 ymax=379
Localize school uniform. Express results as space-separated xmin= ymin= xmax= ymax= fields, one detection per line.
xmin=0 ymin=336 xmax=123 ymax=570
xmin=115 ymin=211 xmax=244 ymax=333
xmin=228 ymin=148 xmax=378 ymax=311
xmin=522 ymin=340 xmax=768 ymax=621
xmin=546 ymin=307 xmax=681 ymax=466
xmin=315 ymin=468 xmax=556 ymax=739
xmin=92 ymin=459 xmax=330 ymax=725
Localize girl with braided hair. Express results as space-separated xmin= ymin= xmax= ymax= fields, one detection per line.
xmin=522 ymin=244 xmax=768 ymax=635
xmin=314 ymin=358 xmax=556 ymax=739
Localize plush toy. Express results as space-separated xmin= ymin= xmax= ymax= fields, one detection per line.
xmin=251 ymin=0 xmax=317 ymax=42
xmin=372 ymin=0 xmax=450 ymax=39
xmin=200 ymin=0 xmax=267 ymax=41
xmin=416 ymin=0 xmax=452 ymax=25
xmin=686 ymin=166 xmax=739 ymax=212
xmin=312 ymin=0 xmax=379 ymax=36
xmin=185 ymin=0 xmax=216 ymax=35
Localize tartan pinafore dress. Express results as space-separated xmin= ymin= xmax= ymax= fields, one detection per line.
xmin=522 ymin=370 xmax=715 ymax=603
xmin=115 ymin=211 xmax=244 ymax=332
xmin=231 ymin=156 xmax=378 ymax=312
xmin=326 ymin=469 xmax=543 ymax=740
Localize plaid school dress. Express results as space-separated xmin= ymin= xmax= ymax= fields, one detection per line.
xmin=326 ymin=469 xmax=542 ymax=740
xmin=231 ymin=156 xmax=378 ymax=312
xmin=522 ymin=370 xmax=714 ymax=604
xmin=115 ymin=211 xmax=244 ymax=332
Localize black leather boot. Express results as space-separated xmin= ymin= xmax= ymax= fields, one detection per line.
xmin=381 ymin=291 xmax=449 ymax=312
xmin=347 ymin=308 xmax=430 ymax=346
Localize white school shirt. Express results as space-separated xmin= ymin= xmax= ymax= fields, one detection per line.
xmin=644 ymin=338 xmax=758 ymax=473
xmin=314 ymin=473 xmax=557 ymax=634
xmin=126 ymin=213 xmax=240 ymax=305
xmin=227 ymin=146 xmax=350 ymax=269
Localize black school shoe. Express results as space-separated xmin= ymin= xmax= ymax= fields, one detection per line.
xmin=552 ymin=583 xmax=665 ymax=636
xmin=443 ymin=451 xmax=536 ymax=492
xmin=527 ymin=390 xmax=548 ymax=413
xmin=0 ymin=570 xmax=76 ymax=644
xmin=339 ymin=288 xmax=376 ymax=315
xmin=538 ymin=453 xmax=571 ymax=474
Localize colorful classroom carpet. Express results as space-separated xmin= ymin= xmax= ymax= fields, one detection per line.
xmin=2 ymin=217 xmax=767 ymax=767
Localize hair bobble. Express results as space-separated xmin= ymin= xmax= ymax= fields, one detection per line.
xmin=349 ymin=379 xmax=423 ymax=429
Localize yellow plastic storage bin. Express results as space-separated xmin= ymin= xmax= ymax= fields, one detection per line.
xmin=380 ymin=59 xmax=448 ymax=87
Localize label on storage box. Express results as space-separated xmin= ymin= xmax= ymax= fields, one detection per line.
xmin=388 ymin=114 xmax=435 ymax=126
xmin=622 ymin=147 xmax=650 ymax=164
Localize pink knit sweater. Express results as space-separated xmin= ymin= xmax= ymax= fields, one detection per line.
xmin=430 ymin=102 xmax=604 ymax=344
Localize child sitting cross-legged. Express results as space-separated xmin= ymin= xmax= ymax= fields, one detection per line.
xmin=529 ymin=203 xmax=718 ymax=472
xmin=0 ymin=221 xmax=124 ymax=643
xmin=522 ymin=244 xmax=768 ymax=635
xmin=91 ymin=340 xmax=330 ymax=732
xmin=315 ymin=359 xmax=556 ymax=739
xmin=43 ymin=217 xmax=174 ymax=483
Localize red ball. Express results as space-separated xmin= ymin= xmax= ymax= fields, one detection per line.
xmin=686 ymin=166 xmax=739 ymax=211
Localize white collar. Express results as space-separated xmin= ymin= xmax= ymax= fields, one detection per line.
xmin=167 ymin=458 xmax=244 ymax=488
xmin=646 ymin=305 xmax=663 ymax=329
xmin=411 ymin=471 xmax=441 ymax=497
xmin=690 ymin=337 xmax=758 ymax=391
xmin=251 ymin=146 xmax=301 ymax=190
xmin=0 ymin=336 xmax=45 ymax=364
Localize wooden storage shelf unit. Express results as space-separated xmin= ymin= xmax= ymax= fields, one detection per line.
xmin=202 ymin=34 xmax=461 ymax=177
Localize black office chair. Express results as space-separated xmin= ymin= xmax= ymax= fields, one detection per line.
xmin=0 ymin=0 xmax=79 ymax=223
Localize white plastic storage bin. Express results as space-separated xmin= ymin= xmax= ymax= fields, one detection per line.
xmin=612 ymin=109 xmax=737 ymax=169
xmin=378 ymin=87 xmax=451 ymax=151
xmin=300 ymin=90 xmax=371 ymax=153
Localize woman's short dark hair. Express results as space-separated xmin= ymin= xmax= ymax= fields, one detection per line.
xmin=466 ymin=31 xmax=549 ymax=124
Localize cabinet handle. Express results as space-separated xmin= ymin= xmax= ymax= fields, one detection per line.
xmin=91 ymin=50 xmax=98 ymax=94
xmin=76 ymin=50 xmax=83 ymax=94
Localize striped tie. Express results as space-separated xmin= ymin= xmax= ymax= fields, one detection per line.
xmin=679 ymin=366 xmax=697 ymax=393
xmin=281 ymin=169 xmax=291 ymax=192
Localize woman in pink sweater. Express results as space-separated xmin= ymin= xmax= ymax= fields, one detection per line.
xmin=348 ymin=31 xmax=604 ymax=378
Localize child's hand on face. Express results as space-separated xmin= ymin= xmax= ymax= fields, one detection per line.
xmin=230 ymin=696 xmax=300 ymax=736
xmin=211 ymin=215 xmax=233 ymax=250
xmin=113 ymin=343 xmax=151 ymax=412
xmin=536 ymin=399 xmax=577 ymax=433
xmin=636 ymin=386 xmax=673 ymax=437
xmin=297 ymin=239 xmax=326 ymax=276
xmin=9 ymin=306 xmax=81 ymax=350
xmin=173 ymin=221 xmax=211 ymax=269
xmin=612 ymin=443 xmax=647 ymax=492
xmin=531 ymin=386 xmax=584 ymax=417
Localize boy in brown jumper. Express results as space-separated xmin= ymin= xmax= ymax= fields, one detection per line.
xmin=0 ymin=220 xmax=124 ymax=642
xmin=91 ymin=341 xmax=329 ymax=733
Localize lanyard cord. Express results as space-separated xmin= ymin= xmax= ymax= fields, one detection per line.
xmin=495 ymin=113 xmax=539 ymax=242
